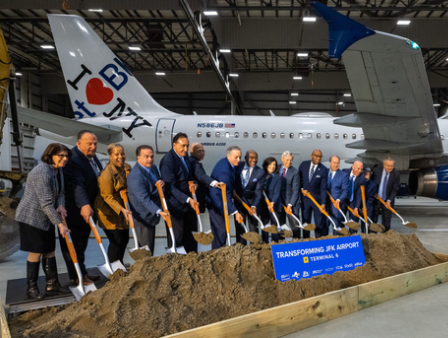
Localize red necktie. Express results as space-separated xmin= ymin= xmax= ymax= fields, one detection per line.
xmin=282 ymin=167 xmax=286 ymax=180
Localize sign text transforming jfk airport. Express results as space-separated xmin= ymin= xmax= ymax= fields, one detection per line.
xmin=271 ymin=235 xmax=366 ymax=282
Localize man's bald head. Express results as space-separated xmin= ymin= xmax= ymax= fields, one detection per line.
xmin=190 ymin=143 xmax=205 ymax=161
xmin=352 ymin=161 xmax=364 ymax=176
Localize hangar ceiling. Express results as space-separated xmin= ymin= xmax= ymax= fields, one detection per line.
xmin=0 ymin=0 xmax=447 ymax=116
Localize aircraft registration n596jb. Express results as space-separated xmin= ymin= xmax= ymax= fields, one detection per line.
xmin=10 ymin=2 xmax=448 ymax=200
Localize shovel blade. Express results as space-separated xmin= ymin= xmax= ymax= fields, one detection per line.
xmin=404 ymin=222 xmax=418 ymax=229
xmin=345 ymin=221 xmax=360 ymax=231
xmin=97 ymin=264 xmax=113 ymax=279
xmin=279 ymin=230 xmax=293 ymax=238
xmin=280 ymin=224 xmax=292 ymax=231
xmin=70 ymin=282 xmax=96 ymax=301
xmin=193 ymin=231 xmax=214 ymax=245
xmin=165 ymin=246 xmax=176 ymax=254
xmin=111 ymin=260 xmax=127 ymax=272
xmin=303 ymin=223 xmax=316 ymax=231
xmin=241 ymin=232 xmax=262 ymax=244
xmin=262 ymin=225 xmax=279 ymax=234
xmin=369 ymin=223 xmax=386 ymax=233
xmin=338 ymin=227 xmax=349 ymax=236
xmin=176 ymin=246 xmax=187 ymax=255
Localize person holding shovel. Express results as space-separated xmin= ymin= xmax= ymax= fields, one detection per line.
xmin=362 ymin=168 xmax=378 ymax=232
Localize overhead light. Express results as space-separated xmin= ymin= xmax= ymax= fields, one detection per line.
xmin=15 ymin=72 xmax=22 ymax=76
xmin=344 ymin=93 xmax=352 ymax=97
xmin=337 ymin=102 xmax=344 ymax=105
xmin=293 ymin=76 xmax=302 ymax=80
xmin=303 ymin=17 xmax=316 ymax=22
xmin=397 ymin=20 xmax=410 ymax=25
xmin=88 ymin=9 xmax=103 ymax=12
xmin=155 ymin=72 xmax=165 ymax=76
xmin=289 ymin=101 xmax=297 ymax=104
xmin=291 ymin=93 xmax=299 ymax=96
xmin=434 ymin=103 xmax=441 ymax=107
xmin=128 ymin=46 xmax=141 ymax=51
xmin=297 ymin=53 xmax=308 ymax=57
xmin=204 ymin=11 xmax=218 ymax=16
xmin=229 ymin=73 xmax=239 ymax=77
xmin=219 ymin=49 xmax=231 ymax=53
xmin=40 ymin=45 xmax=54 ymax=49
xmin=446 ymin=58 xmax=448 ymax=61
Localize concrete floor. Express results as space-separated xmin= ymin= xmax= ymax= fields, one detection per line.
xmin=1 ymin=197 xmax=448 ymax=337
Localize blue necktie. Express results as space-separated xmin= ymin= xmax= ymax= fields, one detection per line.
xmin=181 ymin=156 xmax=189 ymax=173
xmin=243 ymin=166 xmax=251 ymax=188
xmin=328 ymin=172 xmax=333 ymax=188
xmin=349 ymin=175 xmax=354 ymax=202
xmin=309 ymin=165 xmax=315 ymax=182
xmin=380 ymin=173 xmax=389 ymax=200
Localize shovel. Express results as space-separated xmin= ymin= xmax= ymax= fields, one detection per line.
xmin=262 ymin=191 xmax=290 ymax=234
xmin=88 ymin=216 xmax=126 ymax=278
xmin=236 ymin=217 xmax=262 ymax=244
xmin=220 ymin=184 xmax=232 ymax=246
xmin=155 ymin=182 xmax=187 ymax=254
xmin=327 ymin=192 xmax=359 ymax=230
xmin=375 ymin=195 xmax=417 ymax=228
xmin=282 ymin=205 xmax=316 ymax=232
xmin=234 ymin=194 xmax=275 ymax=234
xmin=59 ymin=216 xmax=97 ymax=301
xmin=120 ymin=189 xmax=151 ymax=254
xmin=305 ymin=191 xmax=349 ymax=236
xmin=346 ymin=204 xmax=385 ymax=233
xmin=360 ymin=185 xmax=369 ymax=233
xmin=188 ymin=181 xmax=214 ymax=245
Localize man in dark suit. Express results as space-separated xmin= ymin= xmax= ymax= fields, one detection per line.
xmin=372 ymin=156 xmax=400 ymax=231
xmin=190 ymin=143 xmax=221 ymax=213
xmin=61 ymin=130 xmax=103 ymax=284
xmin=363 ymin=168 xmax=378 ymax=232
xmin=160 ymin=132 xmax=199 ymax=253
xmin=278 ymin=151 xmax=301 ymax=238
xmin=208 ymin=146 xmax=244 ymax=249
xmin=127 ymin=145 xmax=169 ymax=254
xmin=342 ymin=160 xmax=366 ymax=234
xmin=299 ymin=149 xmax=328 ymax=238
xmin=234 ymin=150 xmax=266 ymax=245
xmin=326 ymin=155 xmax=349 ymax=236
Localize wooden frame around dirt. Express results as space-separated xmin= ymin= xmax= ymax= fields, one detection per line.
xmin=165 ymin=253 xmax=448 ymax=338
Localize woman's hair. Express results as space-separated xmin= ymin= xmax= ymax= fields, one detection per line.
xmin=41 ymin=143 xmax=72 ymax=164
xmin=107 ymin=143 xmax=124 ymax=155
xmin=262 ymin=157 xmax=278 ymax=175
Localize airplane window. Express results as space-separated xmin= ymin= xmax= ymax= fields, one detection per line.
xmin=262 ymin=132 xmax=267 ymax=138
xmin=316 ymin=133 xmax=321 ymax=139
xmin=352 ymin=133 xmax=356 ymax=139
xmin=235 ymin=132 xmax=239 ymax=138
xmin=289 ymin=133 xmax=294 ymax=139
xmin=280 ymin=133 xmax=285 ymax=139
xmin=206 ymin=132 xmax=211 ymax=138
xmin=334 ymin=133 xmax=339 ymax=139
xmin=244 ymin=132 xmax=249 ymax=138
xmin=442 ymin=135 xmax=445 ymax=141
xmin=253 ymin=132 xmax=258 ymax=138
xmin=225 ymin=132 xmax=230 ymax=138
xmin=215 ymin=132 xmax=220 ymax=138
xmin=197 ymin=132 xmax=202 ymax=138
xmin=325 ymin=133 xmax=330 ymax=139
xmin=298 ymin=133 xmax=303 ymax=139
xmin=307 ymin=133 xmax=312 ymax=139
xmin=361 ymin=134 xmax=365 ymax=140
xmin=343 ymin=133 xmax=348 ymax=139
xmin=271 ymin=133 xmax=276 ymax=139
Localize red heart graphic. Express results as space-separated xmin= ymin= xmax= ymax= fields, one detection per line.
xmin=86 ymin=78 xmax=114 ymax=105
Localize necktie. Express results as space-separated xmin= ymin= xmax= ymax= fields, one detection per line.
xmin=380 ymin=173 xmax=389 ymax=200
xmin=281 ymin=167 xmax=286 ymax=181
xmin=243 ymin=167 xmax=251 ymax=188
xmin=309 ymin=165 xmax=315 ymax=182
xmin=148 ymin=168 xmax=158 ymax=184
xmin=181 ymin=156 xmax=189 ymax=173
xmin=328 ymin=172 xmax=333 ymax=188
xmin=349 ymin=175 xmax=354 ymax=202
xmin=89 ymin=158 xmax=100 ymax=177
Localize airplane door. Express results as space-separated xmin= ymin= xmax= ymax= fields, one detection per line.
xmin=156 ymin=119 xmax=176 ymax=153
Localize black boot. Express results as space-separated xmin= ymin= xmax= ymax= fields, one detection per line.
xmin=42 ymin=257 xmax=70 ymax=296
xmin=27 ymin=261 xmax=43 ymax=300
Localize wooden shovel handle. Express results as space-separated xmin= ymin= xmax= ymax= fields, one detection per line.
xmin=59 ymin=213 xmax=78 ymax=264
xmin=327 ymin=192 xmax=341 ymax=210
xmin=263 ymin=191 xmax=274 ymax=213
xmin=156 ymin=181 xmax=173 ymax=229
xmin=119 ymin=189 xmax=135 ymax=230
xmin=88 ymin=217 xmax=102 ymax=245
xmin=306 ymin=192 xmax=329 ymax=217
xmin=361 ymin=185 xmax=368 ymax=225
xmin=188 ymin=181 xmax=200 ymax=216
xmin=220 ymin=184 xmax=231 ymax=235
xmin=234 ymin=194 xmax=254 ymax=216
xmin=375 ymin=195 xmax=397 ymax=214
xmin=283 ymin=205 xmax=293 ymax=216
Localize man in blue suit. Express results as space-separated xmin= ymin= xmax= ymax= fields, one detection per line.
xmin=299 ymin=149 xmax=328 ymax=238
xmin=208 ymin=146 xmax=244 ymax=249
xmin=234 ymin=150 xmax=266 ymax=245
xmin=342 ymin=160 xmax=366 ymax=234
xmin=363 ymin=167 xmax=378 ymax=232
xmin=278 ymin=151 xmax=301 ymax=239
xmin=326 ymin=155 xmax=349 ymax=236
xmin=160 ymin=132 xmax=199 ymax=253
xmin=127 ymin=145 xmax=169 ymax=254
xmin=60 ymin=130 xmax=103 ymax=284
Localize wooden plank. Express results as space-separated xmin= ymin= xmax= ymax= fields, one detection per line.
xmin=358 ymin=261 xmax=448 ymax=310
xmin=165 ymin=286 xmax=358 ymax=338
xmin=0 ymin=297 xmax=11 ymax=338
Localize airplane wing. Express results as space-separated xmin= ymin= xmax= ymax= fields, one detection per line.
xmin=8 ymin=107 xmax=122 ymax=144
xmin=312 ymin=2 xmax=442 ymax=170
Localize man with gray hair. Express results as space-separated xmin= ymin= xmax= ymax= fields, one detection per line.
xmin=208 ymin=146 xmax=244 ymax=248
xmin=372 ymin=156 xmax=400 ymax=231
xmin=278 ymin=150 xmax=301 ymax=238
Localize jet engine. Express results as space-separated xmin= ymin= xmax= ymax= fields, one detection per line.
xmin=409 ymin=165 xmax=448 ymax=200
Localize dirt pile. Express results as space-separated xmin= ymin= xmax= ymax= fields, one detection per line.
xmin=129 ymin=248 xmax=153 ymax=261
xmin=9 ymin=231 xmax=443 ymax=338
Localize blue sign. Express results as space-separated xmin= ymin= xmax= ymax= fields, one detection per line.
xmin=271 ymin=235 xmax=366 ymax=282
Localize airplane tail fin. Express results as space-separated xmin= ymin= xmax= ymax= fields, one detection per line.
xmin=48 ymin=14 xmax=178 ymax=119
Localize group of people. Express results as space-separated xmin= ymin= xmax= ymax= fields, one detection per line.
xmin=16 ymin=130 xmax=400 ymax=300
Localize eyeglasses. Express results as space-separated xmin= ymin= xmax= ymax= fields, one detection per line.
xmin=57 ymin=154 xmax=69 ymax=158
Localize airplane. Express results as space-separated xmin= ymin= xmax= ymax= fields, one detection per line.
xmin=9 ymin=2 xmax=448 ymax=202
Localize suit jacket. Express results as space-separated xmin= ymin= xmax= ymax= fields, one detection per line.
xmin=327 ymin=169 xmax=349 ymax=202
xmin=190 ymin=155 xmax=213 ymax=213
xmin=365 ymin=179 xmax=378 ymax=209
xmin=342 ymin=168 xmax=367 ymax=209
xmin=208 ymin=158 xmax=238 ymax=215
xmin=372 ymin=165 xmax=400 ymax=202
xmin=235 ymin=162 xmax=266 ymax=208
xmin=16 ymin=162 xmax=65 ymax=230
xmin=160 ymin=149 xmax=196 ymax=218
xmin=64 ymin=146 xmax=103 ymax=211
xmin=279 ymin=165 xmax=300 ymax=209
xmin=127 ymin=163 xmax=162 ymax=227
xmin=299 ymin=160 xmax=328 ymax=205
xmin=265 ymin=173 xmax=282 ymax=213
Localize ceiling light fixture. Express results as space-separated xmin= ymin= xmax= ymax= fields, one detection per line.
xmin=155 ymin=72 xmax=166 ymax=76
xmin=291 ymin=93 xmax=299 ymax=96
xmin=128 ymin=46 xmax=141 ymax=51
xmin=344 ymin=93 xmax=352 ymax=97
xmin=297 ymin=53 xmax=308 ymax=57
xmin=88 ymin=9 xmax=103 ymax=12
xmin=40 ymin=45 xmax=54 ymax=49
xmin=15 ymin=72 xmax=22 ymax=76
xmin=293 ymin=76 xmax=302 ymax=80
xmin=229 ymin=73 xmax=239 ymax=77
xmin=434 ymin=103 xmax=441 ymax=107
xmin=204 ymin=11 xmax=218 ymax=16
xmin=219 ymin=49 xmax=231 ymax=53
xmin=337 ymin=102 xmax=344 ymax=105
xmin=397 ymin=20 xmax=411 ymax=25
xmin=303 ymin=17 xmax=316 ymax=22
xmin=289 ymin=101 xmax=297 ymax=104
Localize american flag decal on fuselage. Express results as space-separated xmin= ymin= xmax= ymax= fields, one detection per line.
xmin=225 ymin=123 xmax=235 ymax=128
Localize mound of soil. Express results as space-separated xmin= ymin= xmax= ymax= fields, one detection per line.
xmin=9 ymin=231 xmax=442 ymax=338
